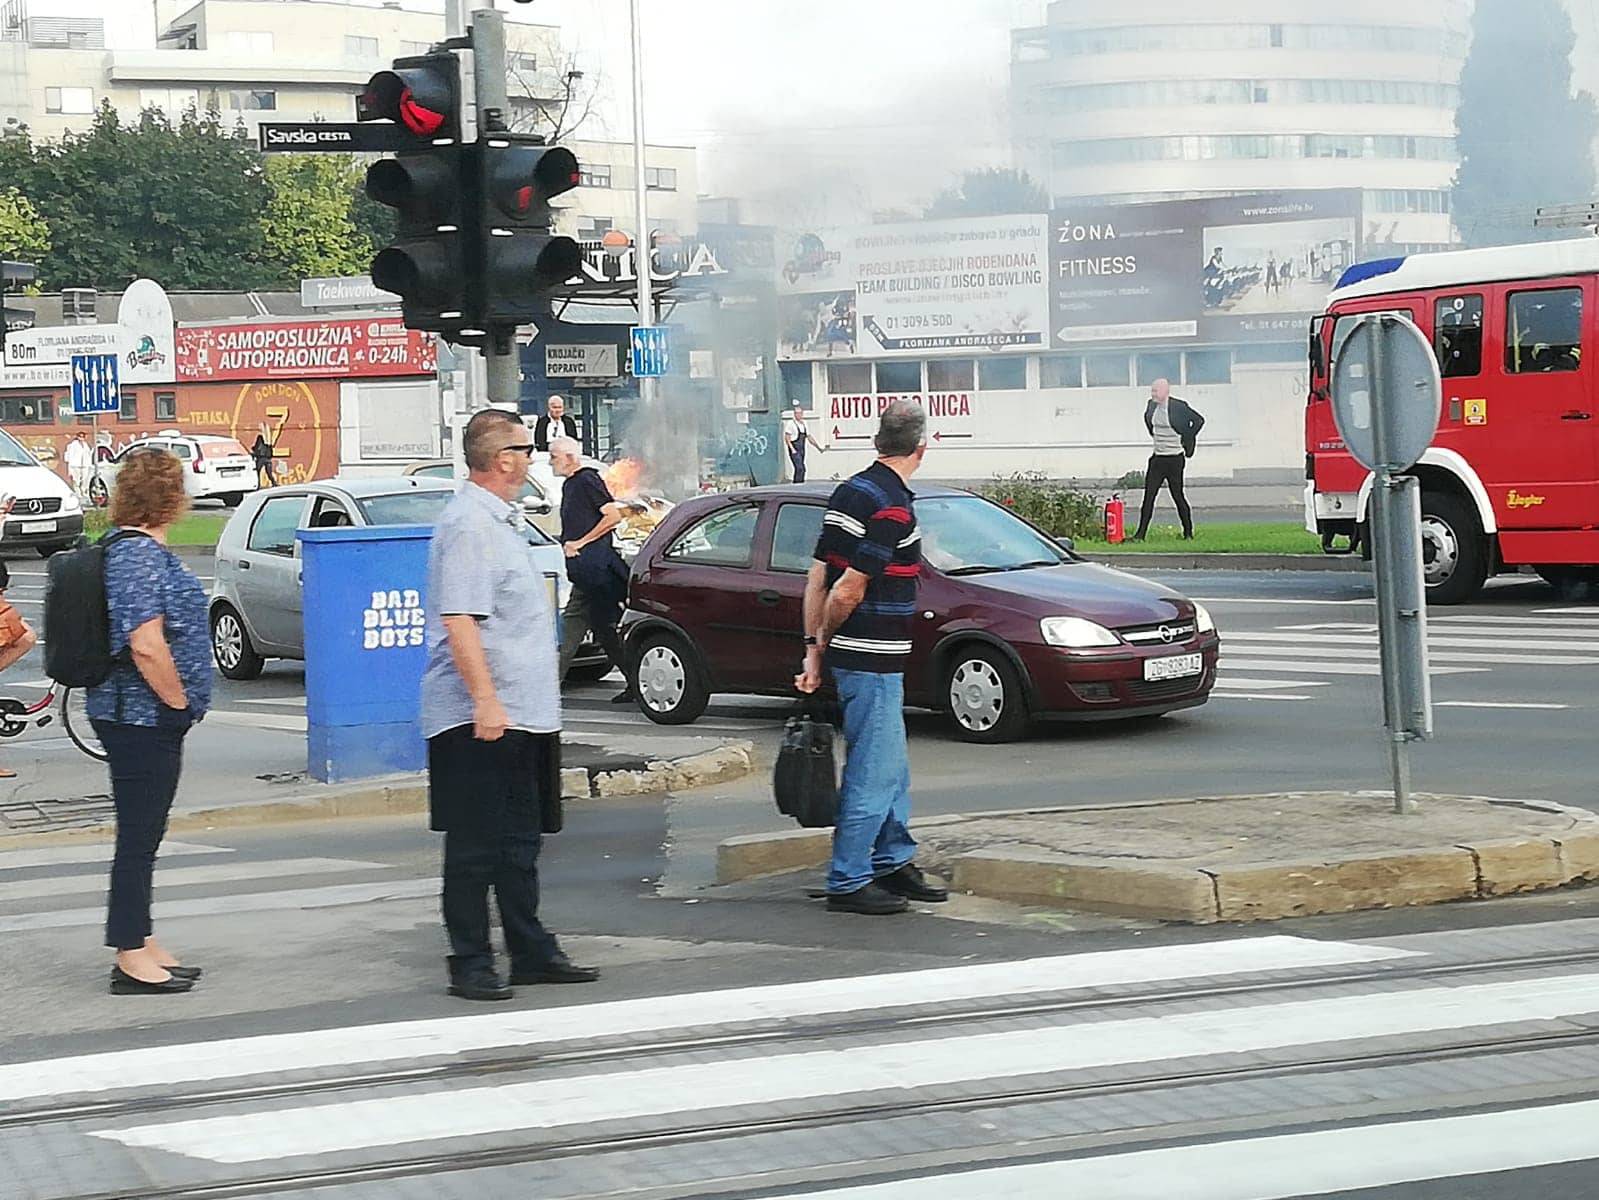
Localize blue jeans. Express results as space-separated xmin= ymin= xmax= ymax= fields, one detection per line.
xmin=828 ymin=668 xmax=916 ymax=893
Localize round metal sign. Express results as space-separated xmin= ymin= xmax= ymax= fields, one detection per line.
xmin=1329 ymin=312 xmax=1441 ymax=472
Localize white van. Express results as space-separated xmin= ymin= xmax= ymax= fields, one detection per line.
xmin=0 ymin=427 xmax=85 ymax=557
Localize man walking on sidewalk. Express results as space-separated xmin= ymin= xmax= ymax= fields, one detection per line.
xmin=796 ymin=399 xmax=948 ymax=915
xmin=1133 ymin=378 xmax=1205 ymax=541
xmin=551 ymin=436 xmax=632 ymax=703
xmin=421 ymin=408 xmax=598 ymax=1001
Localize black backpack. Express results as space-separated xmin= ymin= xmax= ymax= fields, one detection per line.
xmin=43 ymin=530 xmax=149 ymax=688
xmin=773 ymin=713 xmax=839 ymax=828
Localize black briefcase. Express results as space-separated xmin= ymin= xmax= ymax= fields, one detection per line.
xmin=773 ymin=714 xmax=839 ymax=828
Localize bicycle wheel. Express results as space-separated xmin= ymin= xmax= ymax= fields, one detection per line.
xmin=60 ymin=689 xmax=107 ymax=762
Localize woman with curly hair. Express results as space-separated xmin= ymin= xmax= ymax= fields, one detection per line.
xmin=88 ymin=448 xmax=212 ymax=995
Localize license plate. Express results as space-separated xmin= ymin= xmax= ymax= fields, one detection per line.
xmin=19 ymin=520 xmax=56 ymax=534
xmin=221 ymin=467 xmax=245 ymax=476
xmin=1144 ymin=652 xmax=1202 ymax=682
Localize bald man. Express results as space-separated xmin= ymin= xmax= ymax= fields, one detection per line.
xmin=1134 ymin=379 xmax=1204 ymax=541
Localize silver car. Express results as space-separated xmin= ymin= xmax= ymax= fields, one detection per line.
xmin=208 ymin=477 xmax=593 ymax=680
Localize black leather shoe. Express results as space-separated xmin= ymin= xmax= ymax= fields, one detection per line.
xmin=448 ymin=972 xmax=514 ymax=1001
xmin=878 ymin=863 xmax=949 ymax=903
xmin=826 ymin=881 xmax=909 ymax=915
xmin=110 ymin=966 xmax=195 ymax=995
xmin=511 ymin=953 xmax=600 ymax=985
xmin=163 ymin=964 xmax=203 ymax=980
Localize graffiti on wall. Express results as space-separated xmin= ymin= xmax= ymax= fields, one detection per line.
xmin=229 ymin=380 xmax=328 ymax=484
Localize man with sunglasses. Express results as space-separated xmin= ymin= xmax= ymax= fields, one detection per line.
xmin=421 ymin=409 xmax=598 ymax=1001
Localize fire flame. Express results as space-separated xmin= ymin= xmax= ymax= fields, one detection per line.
xmin=604 ymin=457 xmax=646 ymax=499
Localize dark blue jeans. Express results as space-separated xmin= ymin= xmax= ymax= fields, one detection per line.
xmin=92 ymin=720 xmax=187 ymax=951
xmin=828 ymin=669 xmax=917 ymax=893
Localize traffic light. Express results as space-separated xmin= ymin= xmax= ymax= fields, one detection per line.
xmin=475 ymin=133 xmax=583 ymax=326
xmin=359 ymin=53 xmax=471 ymax=336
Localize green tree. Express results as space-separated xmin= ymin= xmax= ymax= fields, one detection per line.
xmin=259 ymin=155 xmax=374 ymax=283
xmin=1453 ymin=0 xmax=1598 ymax=247
xmin=0 ymin=187 xmax=51 ymax=268
xmin=924 ymin=168 xmax=1049 ymax=220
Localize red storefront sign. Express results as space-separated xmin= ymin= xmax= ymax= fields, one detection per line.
xmin=176 ymin=318 xmax=436 ymax=381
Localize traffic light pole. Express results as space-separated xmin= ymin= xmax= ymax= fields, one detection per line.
xmin=469 ymin=6 xmax=524 ymax=410
xmin=629 ymin=0 xmax=657 ymax=408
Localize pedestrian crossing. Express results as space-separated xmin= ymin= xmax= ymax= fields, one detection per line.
xmin=1213 ymin=606 xmax=1599 ymax=706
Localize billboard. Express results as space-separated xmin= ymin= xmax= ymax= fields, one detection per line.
xmin=776 ymin=215 xmax=1051 ymax=359
xmin=176 ymin=318 xmax=436 ymax=382
xmin=1051 ymin=190 xmax=1361 ymax=345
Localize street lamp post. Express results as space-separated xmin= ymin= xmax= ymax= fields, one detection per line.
xmin=629 ymin=0 xmax=655 ymax=408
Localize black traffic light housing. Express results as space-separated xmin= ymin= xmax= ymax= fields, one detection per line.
xmin=475 ymin=133 xmax=583 ymax=327
xmin=358 ymin=52 xmax=462 ymax=141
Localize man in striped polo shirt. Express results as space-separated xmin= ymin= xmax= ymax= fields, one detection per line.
xmin=796 ymin=400 xmax=948 ymax=915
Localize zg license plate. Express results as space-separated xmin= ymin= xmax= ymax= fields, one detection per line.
xmin=1144 ymin=652 xmax=1202 ymax=682
xmin=19 ymin=520 xmax=56 ymax=534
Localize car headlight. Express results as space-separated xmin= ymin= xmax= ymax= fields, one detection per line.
xmin=1194 ymin=603 xmax=1215 ymax=634
xmin=1040 ymin=616 xmax=1120 ymax=648
xmin=62 ymin=493 xmax=81 ymax=513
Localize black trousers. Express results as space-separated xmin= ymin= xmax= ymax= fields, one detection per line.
xmin=790 ymin=447 xmax=807 ymax=483
xmin=1136 ymin=453 xmax=1193 ymax=538
xmin=558 ymin=584 xmax=625 ymax=681
xmin=430 ymin=727 xmax=561 ymax=977
xmin=92 ymin=720 xmax=187 ymax=951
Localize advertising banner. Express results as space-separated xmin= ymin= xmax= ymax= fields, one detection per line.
xmin=0 ymin=278 xmax=177 ymax=389
xmin=777 ymin=215 xmax=1050 ymax=360
xmin=1050 ymin=190 xmax=1361 ymax=346
xmin=177 ymin=318 xmax=436 ymax=382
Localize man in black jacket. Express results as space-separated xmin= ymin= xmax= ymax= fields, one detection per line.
xmin=532 ymin=395 xmax=580 ymax=453
xmin=1134 ymin=378 xmax=1204 ymax=540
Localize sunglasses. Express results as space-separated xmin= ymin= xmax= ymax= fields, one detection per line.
xmin=501 ymin=443 xmax=537 ymax=456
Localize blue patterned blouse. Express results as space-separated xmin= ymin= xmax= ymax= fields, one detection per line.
xmin=86 ymin=533 xmax=214 ymax=727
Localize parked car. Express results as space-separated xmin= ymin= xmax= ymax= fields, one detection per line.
xmin=620 ymin=483 xmax=1221 ymax=742
xmin=0 ymin=427 xmax=86 ymax=557
xmin=91 ymin=432 xmax=258 ymax=508
xmin=403 ymin=459 xmax=558 ymax=535
xmin=208 ymin=477 xmax=605 ymax=680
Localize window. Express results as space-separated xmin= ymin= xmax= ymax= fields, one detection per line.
xmin=118 ymin=388 xmax=138 ymax=422
xmin=1085 ymin=353 xmax=1130 ymax=387
xmin=1434 ymin=295 xmax=1483 ymax=378
xmin=875 ymin=360 xmax=922 ymax=393
xmin=344 ymin=35 xmax=380 ymax=58
xmin=0 ymin=396 xmax=51 ymax=424
xmin=665 ymin=505 xmax=759 ymax=567
xmin=580 ymin=164 xmax=612 ymax=188
xmin=771 ymin=503 xmax=824 ymax=573
xmin=139 ymin=87 xmax=199 ymax=114
xmin=978 ymin=357 xmax=1027 ymax=390
xmin=1136 ymin=351 xmax=1182 ymax=388
xmin=508 ymin=51 xmax=538 ymax=73
xmin=1184 ymin=349 xmax=1232 ymax=385
xmin=826 ymin=362 xmax=871 ymax=393
xmin=44 ymin=87 xmax=94 ymax=115
xmin=229 ymin=90 xmax=277 ymax=111
xmin=155 ymin=392 xmax=176 ymax=422
xmin=1041 ymin=355 xmax=1084 ymax=388
xmin=400 ymin=40 xmax=430 ymax=57
xmin=1235 ymin=343 xmax=1303 ymax=364
xmin=309 ymin=497 xmax=354 ymax=529
xmin=1054 ymin=133 xmax=1454 ymax=168
xmin=644 ymin=166 xmax=678 ymax=191
xmin=223 ymin=31 xmax=274 ymax=55
xmin=577 ymin=216 xmax=613 ymax=237
xmin=1506 ymin=288 xmax=1582 ymax=374
xmin=247 ymin=495 xmax=305 ymax=557
xmin=779 ymin=361 xmax=813 ymax=410
xmin=927 ymin=359 xmax=975 ymax=390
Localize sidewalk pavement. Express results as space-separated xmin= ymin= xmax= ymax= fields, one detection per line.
xmin=716 ymin=792 xmax=1599 ymax=923
xmin=0 ymin=725 xmax=755 ymax=848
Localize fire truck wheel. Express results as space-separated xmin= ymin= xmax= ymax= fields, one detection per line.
xmin=943 ymin=645 xmax=1030 ymax=744
xmin=1419 ymin=491 xmax=1488 ymax=605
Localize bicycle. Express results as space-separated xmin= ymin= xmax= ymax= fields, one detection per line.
xmin=0 ymin=684 xmax=106 ymax=761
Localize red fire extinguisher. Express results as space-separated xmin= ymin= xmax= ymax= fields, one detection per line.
xmin=1104 ymin=494 xmax=1125 ymax=544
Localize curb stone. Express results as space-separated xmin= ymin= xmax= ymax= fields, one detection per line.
xmin=0 ymin=740 xmax=755 ymax=850
xmin=1082 ymin=552 xmax=1368 ymax=572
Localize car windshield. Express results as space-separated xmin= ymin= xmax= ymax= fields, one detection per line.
xmin=918 ymin=496 xmax=1070 ymax=575
xmin=0 ymin=428 xmax=39 ymax=467
xmin=355 ymin=489 xmax=556 ymax=545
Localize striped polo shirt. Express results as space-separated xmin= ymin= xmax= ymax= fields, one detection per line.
xmin=814 ymin=461 xmax=920 ymax=673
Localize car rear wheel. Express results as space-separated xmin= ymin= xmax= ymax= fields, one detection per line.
xmin=211 ymin=604 xmax=265 ymax=681
xmin=632 ymin=632 xmax=709 ymax=725
xmin=218 ymin=492 xmax=245 ymax=507
xmin=1419 ymin=491 xmax=1489 ymax=605
xmin=943 ymin=645 xmax=1030 ymax=744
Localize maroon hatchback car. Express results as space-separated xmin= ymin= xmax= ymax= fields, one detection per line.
xmin=619 ymin=484 xmax=1220 ymax=742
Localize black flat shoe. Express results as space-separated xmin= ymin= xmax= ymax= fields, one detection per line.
xmin=162 ymin=964 xmax=202 ymax=980
xmin=448 ymin=972 xmax=514 ymax=1002
xmin=877 ymin=863 xmax=949 ymax=903
xmin=110 ymin=966 xmax=194 ymax=995
xmin=511 ymin=953 xmax=600 ymax=985
xmin=826 ymin=881 xmax=909 ymax=915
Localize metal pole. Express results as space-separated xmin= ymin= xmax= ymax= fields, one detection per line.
xmin=629 ymin=0 xmax=656 ymax=408
xmin=1366 ymin=316 xmax=1413 ymax=815
xmin=447 ymin=0 xmax=488 ymax=417
xmin=471 ymin=6 xmax=522 ymax=409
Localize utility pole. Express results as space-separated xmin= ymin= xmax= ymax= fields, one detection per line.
xmin=629 ymin=0 xmax=656 ymax=408
xmin=470 ymin=7 xmax=521 ymax=410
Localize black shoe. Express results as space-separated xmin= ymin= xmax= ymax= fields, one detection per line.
xmin=826 ymin=881 xmax=909 ymax=915
xmin=109 ymin=966 xmax=194 ymax=995
xmin=448 ymin=971 xmax=514 ymax=1001
xmin=511 ymin=952 xmax=600 ymax=985
xmin=163 ymin=964 xmax=202 ymax=980
xmin=877 ymin=863 xmax=949 ymax=903
xmin=610 ymin=688 xmax=636 ymax=704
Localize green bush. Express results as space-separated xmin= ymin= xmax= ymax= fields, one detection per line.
xmin=976 ymin=473 xmax=1103 ymax=540
xmin=84 ymin=509 xmax=110 ymax=538
xmin=1116 ymin=469 xmax=1146 ymax=490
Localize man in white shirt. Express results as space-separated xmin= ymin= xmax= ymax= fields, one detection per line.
xmin=783 ymin=409 xmax=822 ymax=482
xmin=63 ymin=431 xmax=93 ymax=501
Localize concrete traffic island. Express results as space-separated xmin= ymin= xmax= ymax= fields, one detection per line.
xmin=716 ymin=792 xmax=1599 ymax=923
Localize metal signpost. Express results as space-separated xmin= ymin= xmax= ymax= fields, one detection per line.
xmin=1329 ymin=313 xmax=1443 ymax=814
xmin=70 ymin=352 xmax=120 ymax=499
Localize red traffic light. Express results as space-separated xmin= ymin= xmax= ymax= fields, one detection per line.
xmin=359 ymin=54 xmax=459 ymax=141
xmin=482 ymin=141 xmax=579 ymax=223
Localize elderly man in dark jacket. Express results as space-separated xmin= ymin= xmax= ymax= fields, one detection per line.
xmin=1133 ymin=378 xmax=1205 ymax=541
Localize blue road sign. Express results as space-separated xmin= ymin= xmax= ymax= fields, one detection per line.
xmin=70 ymin=353 xmax=120 ymax=415
xmin=630 ymin=326 xmax=669 ymax=378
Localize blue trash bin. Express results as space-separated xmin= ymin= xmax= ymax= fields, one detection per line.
xmin=298 ymin=524 xmax=434 ymax=783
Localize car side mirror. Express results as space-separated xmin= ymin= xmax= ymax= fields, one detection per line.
xmin=523 ymin=497 xmax=552 ymax=516
xmin=1057 ymin=535 xmax=1076 ymax=553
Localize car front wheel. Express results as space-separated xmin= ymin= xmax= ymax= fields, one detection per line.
xmin=943 ymin=645 xmax=1030 ymax=743
xmin=211 ymin=604 xmax=265 ymax=680
xmin=632 ymin=631 xmax=710 ymax=725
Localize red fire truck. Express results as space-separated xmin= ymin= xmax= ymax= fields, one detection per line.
xmin=1305 ymin=239 xmax=1599 ymax=603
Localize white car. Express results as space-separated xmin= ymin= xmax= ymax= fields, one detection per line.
xmin=0 ymin=427 xmax=86 ymax=557
xmin=91 ymin=432 xmax=259 ymax=507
